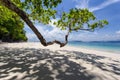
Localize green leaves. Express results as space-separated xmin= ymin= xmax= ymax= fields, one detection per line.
xmin=54 ymin=8 xmax=108 ymax=32
xmin=88 ymin=20 xmax=108 ymax=30
xmin=11 ymin=0 xmax=62 ymax=24
xmin=43 ymin=0 xmax=62 ymax=8
xmin=5 ymin=0 xmax=108 ymax=32
xmin=0 ymin=4 xmax=27 ymax=41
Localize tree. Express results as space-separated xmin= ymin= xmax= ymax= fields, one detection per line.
xmin=0 ymin=4 xmax=27 ymax=42
xmin=0 ymin=0 xmax=108 ymax=47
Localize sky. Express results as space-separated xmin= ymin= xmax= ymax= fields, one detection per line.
xmin=24 ymin=0 xmax=120 ymax=42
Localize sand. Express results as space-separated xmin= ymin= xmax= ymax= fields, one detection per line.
xmin=0 ymin=42 xmax=120 ymax=80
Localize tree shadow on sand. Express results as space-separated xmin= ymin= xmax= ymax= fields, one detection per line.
xmin=60 ymin=50 xmax=120 ymax=75
xmin=0 ymin=47 xmax=120 ymax=80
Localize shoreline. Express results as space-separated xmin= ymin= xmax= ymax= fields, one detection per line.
xmin=67 ymin=44 xmax=120 ymax=59
xmin=0 ymin=42 xmax=120 ymax=59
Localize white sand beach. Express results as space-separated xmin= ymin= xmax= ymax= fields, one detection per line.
xmin=0 ymin=42 xmax=120 ymax=80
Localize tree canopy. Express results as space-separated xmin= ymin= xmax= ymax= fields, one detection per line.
xmin=0 ymin=4 xmax=27 ymax=42
xmin=0 ymin=0 xmax=108 ymax=47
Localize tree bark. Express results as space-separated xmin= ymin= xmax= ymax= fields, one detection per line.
xmin=0 ymin=0 xmax=68 ymax=47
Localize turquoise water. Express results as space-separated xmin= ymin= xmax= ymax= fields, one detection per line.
xmin=68 ymin=41 xmax=120 ymax=53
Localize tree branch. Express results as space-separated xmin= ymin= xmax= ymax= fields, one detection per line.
xmin=0 ymin=0 xmax=69 ymax=47
xmin=71 ymin=28 xmax=93 ymax=32
xmin=79 ymin=29 xmax=93 ymax=31
xmin=46 ymin=28 xmax=70 ymax=47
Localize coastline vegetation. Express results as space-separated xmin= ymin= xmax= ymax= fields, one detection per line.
xmin=0 ymin=5 xmax=27 ymax=42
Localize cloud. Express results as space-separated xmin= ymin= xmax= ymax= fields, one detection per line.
xmin=90 ymin=0 xmax=120 ymax=12
xmin=26 ymin=24 xmax=120 ymax=42
xmin=26 ymin=33 xmax=39 ymax=42
xmin=69 ymin=30 xmax=120 ymax=41
xmin=116 ymin=30 xmax=120 ymax=34
xmin=74 ymin=0 xmax=120 ymax=12
xmin=69 ymin=31 xmax=100 ymax=41
xmin=25 ymin=22 xmax=120 ymax=42
xmin=74 ymin=0 xmax=89 ymax=9
xmin=25 ymin=19 xmax=67 ymax=42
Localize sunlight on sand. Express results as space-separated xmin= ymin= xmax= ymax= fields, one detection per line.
xmin=0 ymin=42 xmax=120 ymax=80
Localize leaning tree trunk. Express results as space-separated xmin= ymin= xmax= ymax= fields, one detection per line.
xmin=0 ymin=0 xmax=69 ymax=47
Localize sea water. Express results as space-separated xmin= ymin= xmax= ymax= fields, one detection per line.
xmin=68 ymin=41 xmax=120 ymax=54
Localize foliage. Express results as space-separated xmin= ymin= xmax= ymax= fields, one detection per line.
xmin=10 ymin=0 xmax=108 ymax=32
xmin=11 ymin=0 xmax=62 ymax=24
xmin=0 ymin=4 xmax=27 ymax=42
xmin=54 ymin=8 xmax=108 ymax=32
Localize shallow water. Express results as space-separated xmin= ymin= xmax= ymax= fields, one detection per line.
xmin=68 ymin=41 xmax=120 ymax=54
